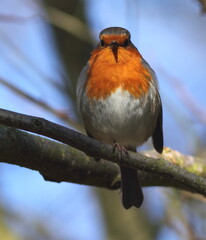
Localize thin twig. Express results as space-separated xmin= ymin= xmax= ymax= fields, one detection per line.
xmin=1 ymin=31 xmax=64 ymax=92
xmin=159 ymin=67 xmax=206 ymax=124
xmin=0 ymin=13 xmax=39 ymax=22
xmin=0 ymin=78 xmax=81 ymax=130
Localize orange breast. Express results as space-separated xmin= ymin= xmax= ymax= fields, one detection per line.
xmin=86 ymin=46 xmax=152 ymax=99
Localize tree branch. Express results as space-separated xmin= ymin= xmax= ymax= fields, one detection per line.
xmin=45 ymin=6 xmax=92 ymax=44
xmin=0 ymin=125 xmax=120 ymax=189
xmin=0 ymin=78 xmax=80 ymax=129
xmin=197 ymin=0 xmax=206 ymax=13
xmin=0 ymin=124 xmax=205 ymax=191
xmin=0 ymin=108 xmax=206 ymax=196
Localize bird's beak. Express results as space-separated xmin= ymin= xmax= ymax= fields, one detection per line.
xmin=110 ymin=41 xmax=119 ymax=63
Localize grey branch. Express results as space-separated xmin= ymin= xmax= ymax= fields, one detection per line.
xmin=0 ymin=125 xmax=120 ymax=189
xmin=0 ymin=108 xmax=206 ymax=196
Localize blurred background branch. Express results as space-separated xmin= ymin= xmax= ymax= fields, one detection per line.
xmin=45 ymin=6 xmax=92 ymax=44
xmin=0 ymin=78 xmax=81 ymax=129
xmin=197 ymin=0 xmax=206 ymax=12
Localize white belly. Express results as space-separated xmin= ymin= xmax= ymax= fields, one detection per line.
xmin=81 ymin=87 xmax=159 ymax=147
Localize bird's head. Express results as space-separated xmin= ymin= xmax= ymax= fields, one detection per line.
xmin=96 ymin=27 xmax=135 ymax=63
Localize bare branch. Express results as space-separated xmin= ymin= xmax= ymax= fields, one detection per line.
xmin=0 ymin=108 xmax=206 ymax=196
xmin=0 ymin=13 xmax=39 ymax=22
xmin=196 ymin=0 xmax=206 ymax=12
xmin=0 ymin=124 xmax=205 ymax=192
xmin=45 ymin=6 xmax=92 ymax=44
xmin=159 ymin=67 xmax=206 ymax=124
xmin=0 ymin=125 xmax=119 ymax=189
xmin=1 ymin=31 xmax=64 ymax=92
xmin=0 ymin=78 xmax=81 ymax=130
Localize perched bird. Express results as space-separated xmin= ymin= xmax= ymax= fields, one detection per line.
xmin=76 ymin=27 xmax=163 ymax=209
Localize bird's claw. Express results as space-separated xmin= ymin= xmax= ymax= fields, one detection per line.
xmin=113 ymin=143 xmax=129 ymax=159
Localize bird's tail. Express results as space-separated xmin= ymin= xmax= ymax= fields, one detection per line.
xmin=120 ymin=165 xmax=143 ymax=209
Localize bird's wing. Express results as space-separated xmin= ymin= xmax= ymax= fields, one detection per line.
xmin=152 ymin=98 xmax=163 ymax=153
xmin=76 ymin=64 xmax=89 ymax=111
xmin=141 ymin=58 xmax=164 ymax=153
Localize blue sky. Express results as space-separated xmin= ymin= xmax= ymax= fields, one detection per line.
xmin=0 ymin=0 xmax=206 ymax=239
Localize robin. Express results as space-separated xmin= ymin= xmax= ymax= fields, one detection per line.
xmin=76 ymin=27 xmax=163 ymax=209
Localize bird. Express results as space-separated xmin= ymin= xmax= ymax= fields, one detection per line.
xmin=76 ymin=27 xmax=163 ymax=209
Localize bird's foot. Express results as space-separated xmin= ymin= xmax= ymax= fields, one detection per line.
xmin=113 ymin=142 xmax=129 ymax=159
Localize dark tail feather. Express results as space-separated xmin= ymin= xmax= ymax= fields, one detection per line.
xmin=120 ymin=165 xmax=144 ymax=209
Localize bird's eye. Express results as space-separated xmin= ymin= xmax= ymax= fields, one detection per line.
xmin=100 ymin=40 xmax=105 ymax=47
xmin=124 ymin=39 xmax=130 ymax=47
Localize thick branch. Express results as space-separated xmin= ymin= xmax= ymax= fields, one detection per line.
xmin=0 ymin=108 xmax=206 ymax=196
xmin=0 ymin=125 xmax=120 ymax=189
xmin=0 ymin=125 xmax=205 ymax=191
